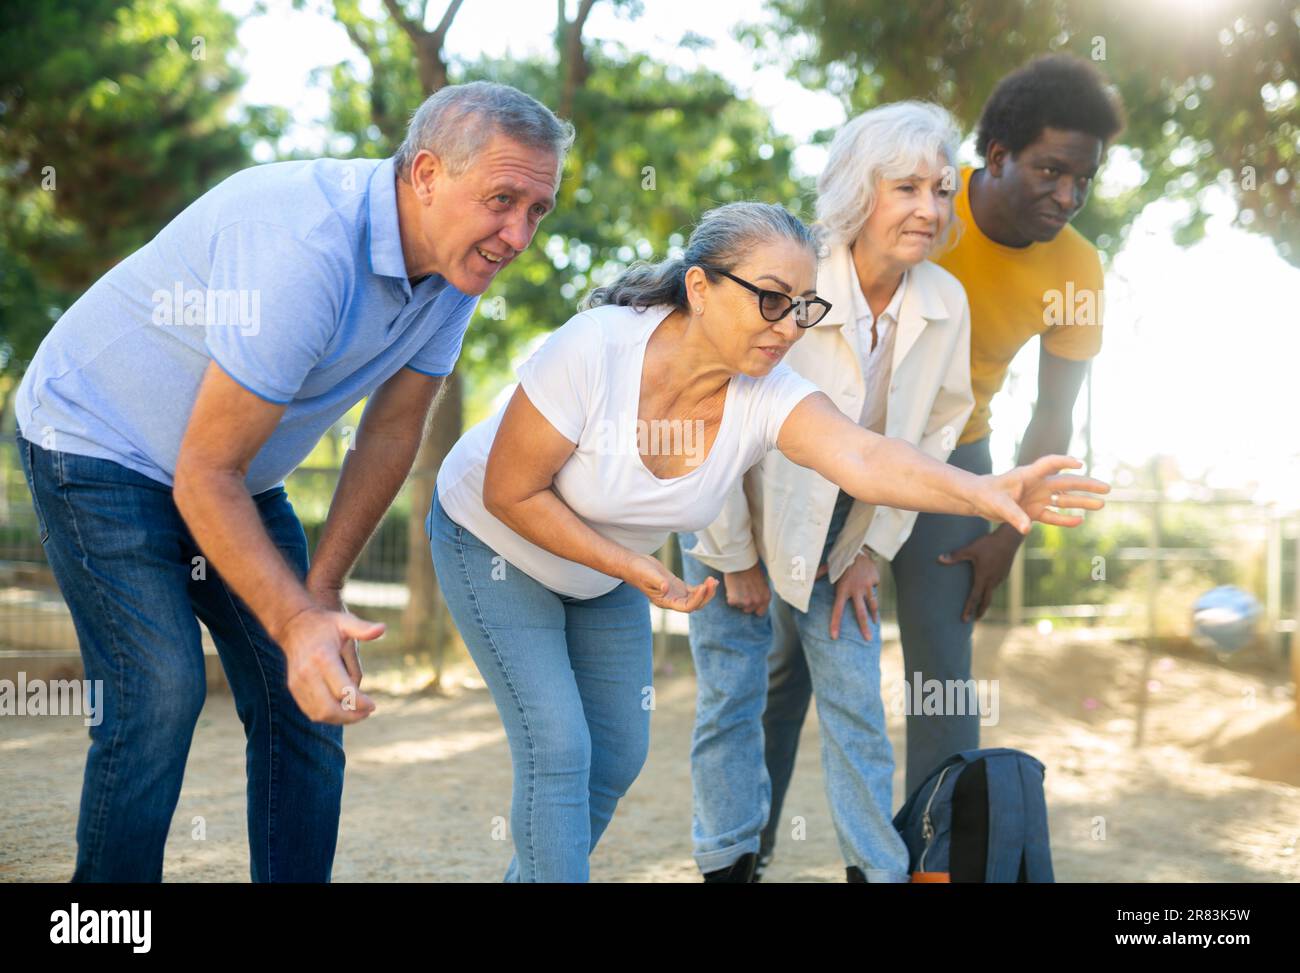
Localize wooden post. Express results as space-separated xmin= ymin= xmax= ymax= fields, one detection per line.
xmin=402 ymin=372 xmax=462 ymax=692
xmin=1135 ymin=462 xmax=1162 ymax=749
xmin=1266 ymin=506 xmax=1281 ymax=650
xmin=1292 ymin=521 xmax=1300 ymax=724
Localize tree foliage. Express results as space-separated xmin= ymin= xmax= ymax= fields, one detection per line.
xmin=0 ymin=0 xmax=284 ymax=375
xmin=742 ymin=0 xmax=1300 ymax=263
xmin=315 ymin=1 xmax=806 ymax=418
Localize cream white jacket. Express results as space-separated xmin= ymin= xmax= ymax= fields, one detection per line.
xmin=682 ymin=243 xmax=975 ymax=613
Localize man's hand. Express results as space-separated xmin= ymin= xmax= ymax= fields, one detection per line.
xmin=723 ymin=563 xmax=770 ymax=616
xmin=305 ymin=579 xmax=363 ymax=688
xmin=938 ymin=349 xmax=1098 ymax=625
xmin=275 ymin=605 xmax=384 ymax=724
xmin=949 ymin=454 xmax=1108 ymax=623
xmin=938 ymin=526 xmax=1021 ymax=623
xmin=818 ymin=550 xmax=880 ymax=640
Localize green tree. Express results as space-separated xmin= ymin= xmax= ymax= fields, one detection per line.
xmin=316 ymin=0 xmax=804 ymax=684
xmin=742 ymin=0 xmax=1300 ymax=263
xmin=0 ymin=0 xmax=282 ymax=411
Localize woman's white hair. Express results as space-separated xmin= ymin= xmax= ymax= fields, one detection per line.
xmin=816 ymin=100 xmax=964 ymax=251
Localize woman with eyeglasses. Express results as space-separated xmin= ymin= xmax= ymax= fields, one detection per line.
xmin=678 ymin=102 xmax=984 ymax=883
xmin=427 ymin=200 xmax=1106 ymax=882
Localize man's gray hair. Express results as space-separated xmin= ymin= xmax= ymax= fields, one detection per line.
xmin=393 ymin=81 xmax=575 ymax=181
xmin=816 ymin=100 xmax=963 ymax=250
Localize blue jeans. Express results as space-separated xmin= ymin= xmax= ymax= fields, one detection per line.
xmin=679 ymin=487 xmax=910 ymax=882
xmin=761 ymin=435 xmax=993 ymax=861
xmin=15 ymin=432 xmax=344 ymax=882
xmin=427 ymin=489 xmax=652 ymax=882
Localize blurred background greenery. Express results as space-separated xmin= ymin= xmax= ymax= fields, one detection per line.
xmin=1 ymin=0 xmax=1297 ymax=689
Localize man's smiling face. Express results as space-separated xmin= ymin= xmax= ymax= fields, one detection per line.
xmin=408 ymin=132 xmax=560 ymax=295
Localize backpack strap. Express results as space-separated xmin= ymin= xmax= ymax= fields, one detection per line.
xmin=1018 ymin=758 xmax=1055 ymax=882
xmin=983 ymin=754 xmax=1027 ymax=882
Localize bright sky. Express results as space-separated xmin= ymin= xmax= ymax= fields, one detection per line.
xmin=226 ymin=0 xmax=1300 ymax=510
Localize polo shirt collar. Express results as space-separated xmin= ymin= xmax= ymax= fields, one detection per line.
xmin=367 ymin=156 xmax=408 ymax=281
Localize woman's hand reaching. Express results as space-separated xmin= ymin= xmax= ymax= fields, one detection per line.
xmin=974 ymin=454 xmax=1110 ymax=533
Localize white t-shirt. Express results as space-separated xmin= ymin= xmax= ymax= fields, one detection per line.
xmin=436 ymin=302 xmax=820 ymax=598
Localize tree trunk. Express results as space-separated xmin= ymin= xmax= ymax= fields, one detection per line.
xmin=387 ymin=0 xmax=463 ymax=690
xmin=401 ymin=371 xmax=462 ymax=690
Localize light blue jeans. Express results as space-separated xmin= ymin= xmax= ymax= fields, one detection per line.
xmin=761 ymin=435 xmax=993 ymax=861
xmin=679 ymin=487 xmax=910 ymax=882
xmin=427 ymin=489 xmax=653 ymax=882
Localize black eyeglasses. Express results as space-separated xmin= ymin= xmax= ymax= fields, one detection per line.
xmin=699 ymin=266 xmax=832 ymax=328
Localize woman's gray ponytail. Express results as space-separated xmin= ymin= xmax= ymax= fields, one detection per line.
xmin=583 ymin=202 xmax=816 ymax=312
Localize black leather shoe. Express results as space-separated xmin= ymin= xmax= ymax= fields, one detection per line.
xmin=703 ymin=852 xmax=758 ymax=883
xmin=845 ymin=865 xmax=868 ymax=882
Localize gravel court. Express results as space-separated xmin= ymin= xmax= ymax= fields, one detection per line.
xmin=2 ymin=626 xmax=1296 ymax=883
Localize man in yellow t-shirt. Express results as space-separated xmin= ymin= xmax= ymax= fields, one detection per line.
xmin=892 ymin=53 xmax=1124 ymax=794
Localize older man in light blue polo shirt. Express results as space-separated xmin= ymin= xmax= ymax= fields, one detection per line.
xmin=14 ymin=81 xmax=573 ymax=882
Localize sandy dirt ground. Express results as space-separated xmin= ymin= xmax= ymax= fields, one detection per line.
xmin=2 ymin=624 xmax=1297 ymax=882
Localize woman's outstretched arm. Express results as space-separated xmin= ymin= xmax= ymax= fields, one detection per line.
xmin=775 ymin=391 xmax=1109 ymax=533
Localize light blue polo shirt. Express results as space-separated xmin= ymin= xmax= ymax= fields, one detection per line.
xmin=16 ymin=156 xmax=477 ymax=494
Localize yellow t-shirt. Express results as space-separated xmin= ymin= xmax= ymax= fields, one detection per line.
xmin=935 ymin=166 xmax=1105 ymax=446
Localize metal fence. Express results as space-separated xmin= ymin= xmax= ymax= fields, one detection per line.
xmin=3 ymin=436 xmax=1297 ymax=675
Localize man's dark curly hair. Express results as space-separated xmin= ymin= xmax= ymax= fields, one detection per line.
xmin=975 ymin=54 xmax=1125 ymax=160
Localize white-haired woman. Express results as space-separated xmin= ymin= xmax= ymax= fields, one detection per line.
xmin=680 ymin=102 xmax=978 ymax=882
xmin=429 ymin=200 xmax=1104 ymax=882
